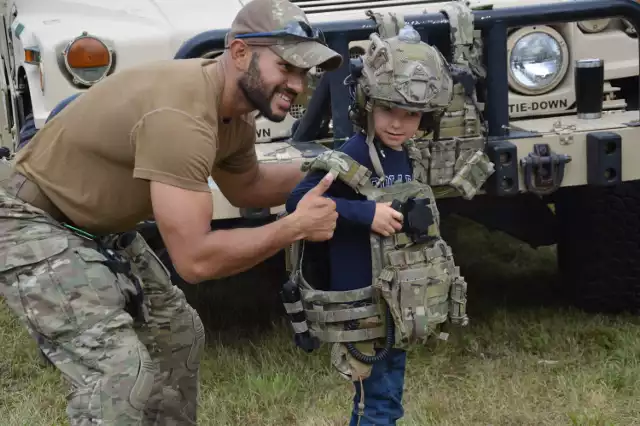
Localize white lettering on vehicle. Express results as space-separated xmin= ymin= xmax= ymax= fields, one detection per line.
xmin=256 ymin=128 xmax=271 ymax=138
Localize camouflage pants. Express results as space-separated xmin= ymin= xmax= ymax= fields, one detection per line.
xmin=0 ymin=188 xmax=205 ymax=425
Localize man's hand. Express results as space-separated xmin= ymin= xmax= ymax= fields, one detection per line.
xmin=371 ymin=202 xmax=403 ymax=237
xmin=288 ymin=172 xmax=338 ymax=241
xmin=150 ymin=178 xmax=333 ymax=283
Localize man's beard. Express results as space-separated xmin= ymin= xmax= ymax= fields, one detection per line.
xmin=238 ymin=53 xmax=292 ymax=123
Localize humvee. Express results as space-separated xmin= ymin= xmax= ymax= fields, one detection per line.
xmin=2 ymin=0 xmax=640 ymax=315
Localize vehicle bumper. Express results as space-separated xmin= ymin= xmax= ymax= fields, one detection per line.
xmin=208 ymin=110 xmax=640 ymax=221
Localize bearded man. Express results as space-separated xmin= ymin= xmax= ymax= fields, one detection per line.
xmin=0 ymin=0 xmax=342 ymax=424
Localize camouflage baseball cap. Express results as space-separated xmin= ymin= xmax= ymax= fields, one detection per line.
xmin=226 ymin=0 xmax=343 ymax=71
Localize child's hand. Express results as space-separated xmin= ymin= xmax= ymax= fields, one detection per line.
xmin=372 ymin=202 xmax=403 ymax=237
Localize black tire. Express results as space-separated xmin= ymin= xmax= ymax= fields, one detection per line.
xmin=555 ymin=180 xmax=640 ymax=314
xmin=155 ymin=246 xmax=287 ymax=330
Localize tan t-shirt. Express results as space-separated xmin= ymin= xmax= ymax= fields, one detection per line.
xmin=12 ymin=58 xmax=257 ymax=234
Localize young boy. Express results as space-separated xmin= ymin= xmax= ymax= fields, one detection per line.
xmin=285 ymin=24 xmax=458 ymax=425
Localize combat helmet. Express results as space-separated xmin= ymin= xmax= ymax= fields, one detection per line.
xmin=346 ymin=18 xmax=454 ymax=181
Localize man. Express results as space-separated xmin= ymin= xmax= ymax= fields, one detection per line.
xmin=0 ymin=0 xmax=342 ymax=424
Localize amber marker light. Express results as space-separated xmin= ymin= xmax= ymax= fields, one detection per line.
xmin=62 ymin=32 xmax=113 ymax=86
xmin=24 ymin=47 xmax=44 ymax=93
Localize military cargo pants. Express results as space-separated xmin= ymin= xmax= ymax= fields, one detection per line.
xmin=0 ymin=187 xmax=206 ymax=425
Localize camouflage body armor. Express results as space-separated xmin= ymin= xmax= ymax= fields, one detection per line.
xmin=282 ymin=8 xmax=495 ymax=381
xmin=419 ymin=1 xmax=492 ymax=194
xmin=294 ymin=150 xmax=469 ymax=368
xmin=283 ymin=143 xmax=489 ymax=380
xmin=437 ymin=1 xmax=487 ymax=141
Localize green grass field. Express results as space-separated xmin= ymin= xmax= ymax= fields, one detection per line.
xmin=2 ymin=216 xmax=640 ymax=425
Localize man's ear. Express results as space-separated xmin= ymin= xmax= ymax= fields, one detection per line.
xmin=228 ymin=39 xmax=253 ymax=71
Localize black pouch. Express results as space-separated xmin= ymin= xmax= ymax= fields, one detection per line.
xmin=392 ymin=197 xmax=435 ymax=244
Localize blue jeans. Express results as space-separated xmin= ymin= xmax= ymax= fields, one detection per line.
xmin=349 ymin=348 xmax=407 ymax=426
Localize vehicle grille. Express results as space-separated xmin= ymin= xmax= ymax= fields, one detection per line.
xmin=289 ymin=47 xmax=365 ymax=120
xmin=290 ymin=0 xmax=431 ymax=14
xmin=290 ymin=104 xmax=306 ymax=119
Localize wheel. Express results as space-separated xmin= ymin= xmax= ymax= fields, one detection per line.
xmin=555 ymin=180 xmax=640 ymax=313
xmin=142 ymin=219 xmax=289 ymax=330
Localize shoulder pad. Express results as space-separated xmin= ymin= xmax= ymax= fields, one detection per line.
xmin=301 ymin=150 xmax=373 ymax=191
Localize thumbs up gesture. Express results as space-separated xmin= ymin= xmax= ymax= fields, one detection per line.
xmin=292 ymin=172 xmax=339 ymax=241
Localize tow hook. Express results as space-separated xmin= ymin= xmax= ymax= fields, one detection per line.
xmin=520 ymin=144 xmax=572 ymax=196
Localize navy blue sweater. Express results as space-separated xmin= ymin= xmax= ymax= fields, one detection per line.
xmin=285 ymin=132 xmax=413 ymax=291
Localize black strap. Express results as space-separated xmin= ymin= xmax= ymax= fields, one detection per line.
xmin=96 ymin=232 xmax=147 ymax=323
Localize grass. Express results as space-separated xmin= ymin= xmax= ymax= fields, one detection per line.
xmin=3 ymin=215 xmax=640 ymax=425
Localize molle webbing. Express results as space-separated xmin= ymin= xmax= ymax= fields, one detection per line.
xmin=403 ymin=138 xmax=495 ymax=200
xmin=300 ymin=150 xmax=374 ymax=192
xmin=305 ymin=305 xmax=380 ymax=323
xmin=300 ymin=285 xmax=375 ymax=304
xmin=282 ymin=297 xmax=309 ymax=334
xmin=440 ymin=1 xmax=486 ymax=79
xmin=386 ymin=241 xmax=451 ymax=267
xmin=440 ymin=2 xmax=474 ymax=66
xmin=309 ymin=327 xmax=386 ymax=344
xmin=449 ymin=276 xmax=469 ymax=326
xmin=295 ymin=149 xmax=469 ymax=351
xmin=298 ymin=274 xmax=386 ymax=344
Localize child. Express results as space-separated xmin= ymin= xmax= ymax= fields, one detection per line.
xmin=285 ymin=23 xmax=458 ymax=426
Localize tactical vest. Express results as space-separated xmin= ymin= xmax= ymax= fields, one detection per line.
xmin=280 ymin=4 xmax=495 ymax=381
xmin=282 ymin=148 xmax=476 ymax=380
xmin=406 ymin=136 xmax=495 ymax=200
xmin=366 ymin=3 xmax=492 ymax=193
xmin=439 ymin=1 xmax=487 ymax=141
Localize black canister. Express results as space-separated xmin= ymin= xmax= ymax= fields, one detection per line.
xmin=575 ymin=58 xmax=604 ymax=119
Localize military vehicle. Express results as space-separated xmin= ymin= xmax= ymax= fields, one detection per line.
xmin=2 ymin=0 xmax=640 ymax=316
xmin=157 ymin=0 xmax=640 ymax=316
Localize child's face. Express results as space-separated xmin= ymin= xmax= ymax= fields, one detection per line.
xmin=372 ymin=105 xmax=422 ymax=150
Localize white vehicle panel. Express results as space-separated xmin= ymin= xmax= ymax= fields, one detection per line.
xmin=1 ymin=0 xmax=639 ymax=149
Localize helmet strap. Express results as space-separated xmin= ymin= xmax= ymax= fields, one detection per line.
xmin=365 ymin=108 xmax=386 ymax=185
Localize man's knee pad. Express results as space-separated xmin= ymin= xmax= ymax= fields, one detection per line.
xmin=185 ymin=306 xmax=205 ymax=371
xmin=129 ymin=342 xmax=156 ymax=411
xmin=66 ymin=341 xmax=155 ymax=423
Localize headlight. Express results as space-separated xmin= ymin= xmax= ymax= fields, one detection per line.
xmin=62 ymin=32 xmax=113 ymax=87
xmin=507 ymin=26 xmax=569 ymax=96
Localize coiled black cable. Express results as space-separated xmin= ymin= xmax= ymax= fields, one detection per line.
xmin=344 ymin=303 xmax=395 ymax=364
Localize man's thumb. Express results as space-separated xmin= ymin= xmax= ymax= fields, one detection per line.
xmin=309 ymin=172 xmax=335 ymax=195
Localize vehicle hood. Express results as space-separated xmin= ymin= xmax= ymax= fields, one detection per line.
xmin=18 ymin=0 xmax=246 ymax=55
xmin=17 ymin=0 xmax=576 ymax=57
xmin=244 ymin=0 xmax=576 ymax=21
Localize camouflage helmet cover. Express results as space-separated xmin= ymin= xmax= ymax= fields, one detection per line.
xmin=358 ymin=25 xmax=454 ymax=112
